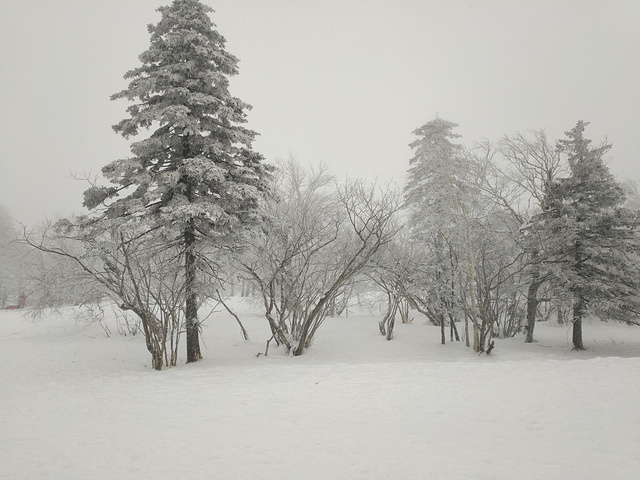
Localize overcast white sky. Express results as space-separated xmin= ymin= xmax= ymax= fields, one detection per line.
xmin=1 ymin=0 xmax=638 ymax=225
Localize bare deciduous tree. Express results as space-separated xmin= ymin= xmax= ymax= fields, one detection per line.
xmin=240 ymin=159 xmax=400 ymax=356
xmin=499 ymin=130 xmax=564 ymax=343
xmin=22 ymin=222 xmax=203 ymax=370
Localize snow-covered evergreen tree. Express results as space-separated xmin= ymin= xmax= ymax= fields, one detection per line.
xmin=82 ymin=0 xmax=270 ymax=363
xmin=404 ymin=118 xmax=467 ymax=228
xmin=404 ymin=118 xmax=492 ymax=347
xmin=404 ymin=118 xmax=464 ymax=338
xmin=538 ymin=121 xmax=640 ymax=349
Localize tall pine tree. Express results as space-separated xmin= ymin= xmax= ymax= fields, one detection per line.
xmin=404 ymin=118 xmax=467 ymax=228
xmin=404 ymin=118 xmax=469 ymax=346
xmin=83 ymin=0 xmax=270 ymax=363
xmin=541 ymin=121 xmax=640 ymax=349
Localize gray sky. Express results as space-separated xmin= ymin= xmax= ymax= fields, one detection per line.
xmin=1 ymin=0 xmax=638 ymax=225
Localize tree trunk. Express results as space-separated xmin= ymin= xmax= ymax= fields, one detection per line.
xmin=449 ymin=314 xmax=460 ymax=342
xmin=398 ymin=297 xmax=411 ymax=323
xmin=464 ymin=314 xmax=470 ymax=348
xmin=572 ymin=295 xmax=586 ymax=350
xmin=472 ymin=321 xmax=481 ymax=352
xmin=379 ymin=292 xmax=399 ymax=341
xmin=525 ymin=278 xmax=542 ymax=343
xmin=292 ymin=292 xmax=331 ymax=356
xmin=386 ymin=299 xmax=398 ymax=341
xmin=572 ymin=241 xmax=586 ymax=351
xmin=185 ymin=220 xmax=202 ymax=363
xmin=151 ymin=350 xmax=164 ymax=371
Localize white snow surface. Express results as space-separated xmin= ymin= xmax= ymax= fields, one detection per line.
xmin=1 ymin=299 xmax=639 ymax=480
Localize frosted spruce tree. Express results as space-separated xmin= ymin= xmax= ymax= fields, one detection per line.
xmin=83 ymin=0 xmax=270 ymax=363
xmin=404 ymin=118 xmax=467 ymax=226
xmin=403 ymin=118 xmax=468 ymax=346
xmin=537 ymin=121 xmax=640 ymax=349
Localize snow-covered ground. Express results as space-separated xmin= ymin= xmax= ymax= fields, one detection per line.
xmin=1 ymin=299 xmax=639 ymax=480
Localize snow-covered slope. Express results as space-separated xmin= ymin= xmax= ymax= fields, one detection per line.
xmin=1 ymin=300 xmax=639 ymax=480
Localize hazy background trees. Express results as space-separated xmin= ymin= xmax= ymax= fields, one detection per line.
xmin=0 ymin=205 xmax=22 ymax=308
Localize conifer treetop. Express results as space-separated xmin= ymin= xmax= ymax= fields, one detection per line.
xmin=404 ymin=117 xmax=470 ymax=227
xmin=554 ymin=120 xmax=624 ymax=212
xmin=408 ymin=118 xmax=462 ymax=164
xmin=82 ymin=0 xmax=269 ymax=238
xmin=110 ymin=0 xmax=253 ymax=142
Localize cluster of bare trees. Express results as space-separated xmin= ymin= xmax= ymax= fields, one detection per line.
xmin=22 ymin=224 xmax=191 ymax=369
xmin=238 ymin=160 xmax=400 ymax=356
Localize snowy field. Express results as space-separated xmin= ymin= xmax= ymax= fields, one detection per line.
xmin=1 ymin=299 xmax=639 ymax=480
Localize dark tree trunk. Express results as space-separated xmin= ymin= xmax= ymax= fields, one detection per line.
xmin=151 ymin=350 xmax=164 ymax=371
xmin=464 ymin=314 xmax=470 ymax=348
xmin=386 ymin=299 xmax=398 ymax=341
xmin=185 ymin=219 xmax=202 ymax=363
xmin=449 ymin=314 xmax=460 ymax=342
xmin=572 ymin=241 xmax=586 ymax=351
xmin=181 ymin=138 xmax=202 ymax=364
xmin=139 ymin=310 xmax=164 ymax=371
xmin=525 ymin=278 xmax=542 ymax=343
xmin=447 ymin=247 xmax=460 ymax=342
xmin=572 ymin=295 xmax=586 ymax=350
xmin=292 ymin=292 xmax=331 ymax=357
